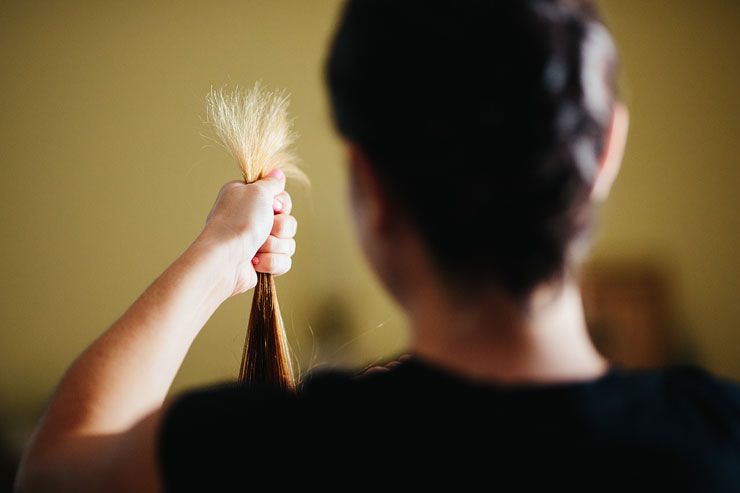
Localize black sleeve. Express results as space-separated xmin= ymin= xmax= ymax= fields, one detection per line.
xmin=702 ymin=370 xmax=740 ymax=442
xmin=156 ymin=382 xmax=300 ymax=492
xmin=663 ymin=364 xmax=740 ymax=435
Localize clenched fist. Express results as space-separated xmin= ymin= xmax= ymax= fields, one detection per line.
xmin=202 ymin=168 xmax=297 ymax=296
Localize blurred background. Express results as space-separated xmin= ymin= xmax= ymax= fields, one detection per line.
xmin=1 ymin=0 xmax=739 ymax=488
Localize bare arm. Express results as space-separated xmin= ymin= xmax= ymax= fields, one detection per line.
xmin=15 ymin=169 xmax=297 ymax=492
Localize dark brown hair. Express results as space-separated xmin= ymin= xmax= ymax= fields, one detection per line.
xmin=326 ymin=0 xmax=619 ymax=302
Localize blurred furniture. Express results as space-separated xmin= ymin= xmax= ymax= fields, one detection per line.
xmin=580 ymin=260 xmax=673 ymax=369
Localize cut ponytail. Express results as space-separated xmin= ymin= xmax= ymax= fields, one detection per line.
xmin=206 ymin=82 xmax=308 ymax=391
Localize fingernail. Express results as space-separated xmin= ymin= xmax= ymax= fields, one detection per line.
xmin=273 ymin=198 xmax=283 ymax=211
xmin=267 ymin=168 xmax=285 ymax=181
xmin=252 ymin=257 xmax=259 ymax=265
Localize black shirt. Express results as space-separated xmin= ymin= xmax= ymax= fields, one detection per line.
xmin=158 ymin=356 xmax=740 ymax=491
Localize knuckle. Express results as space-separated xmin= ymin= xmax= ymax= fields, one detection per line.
xmin=219 ymin=181 xmax=243 ymax=200
xmin=223 ymin=180 xmax=242 ymax=191
xmin=252 ymin=183 xmax=272 ymax=201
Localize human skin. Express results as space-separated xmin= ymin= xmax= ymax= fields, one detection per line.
xmin=15 ymin=168 xmax=296 ymax=493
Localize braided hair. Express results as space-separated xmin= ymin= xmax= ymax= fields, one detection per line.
xmin=326 ymin=0 xmax=619 ymax=302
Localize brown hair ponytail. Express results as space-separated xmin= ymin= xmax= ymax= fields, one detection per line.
xmin=206 ymin=83 xmax=308 ymax=391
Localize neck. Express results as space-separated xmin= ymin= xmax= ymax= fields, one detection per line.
xmin=407 ymin=274 xmax=610 ymax=386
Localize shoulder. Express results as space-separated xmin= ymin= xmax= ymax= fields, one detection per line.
xmin=590 ymin=363 xmax=740 ymax=434
xmin=661 ymin=363 xmax=740 ymax=400
xmin=156 ymin=381 xmax=298 ymax=491
xmin=659 ymin=364 xmax=740 ymax=436
xmin=296 ymin=364 xmax=358 ymax=393
xmin=156 ymin=368 xmax=371 ymax=490
xmin=159 ymin=363 xmax=392 ymax=432
xmin=656 ymin=365 xmax=740 ymax=487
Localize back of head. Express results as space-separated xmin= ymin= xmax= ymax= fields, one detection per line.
xmin=326 ymin=0 xmax=619 ymax=302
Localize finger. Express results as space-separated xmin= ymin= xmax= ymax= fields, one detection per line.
xmin=271 ymin=214 xmax=297 ymax=239
xmin=252 ymin=253 xmax=292 ymax=276
xmin=272 ymin=191 xmax=292 ymax=214
xmin=257 ymin=236 xmax=296 ymax=256
xmin=361 ymin=366 xmax=390 ymax=377
xmin=255 ymin=168 xmax=286 ymax=197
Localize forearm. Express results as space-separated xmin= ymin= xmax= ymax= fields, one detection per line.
xmin=16 ymin=173 xmax=292 ymax=492
xmin=22 ymin=230 xmax=234 ymax=461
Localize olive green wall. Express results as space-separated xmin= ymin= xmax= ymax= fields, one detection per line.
xmin=1 ymin=0 xmax=738 ymax=443
xmin=593 ymin=0 xmax=740 ymax=377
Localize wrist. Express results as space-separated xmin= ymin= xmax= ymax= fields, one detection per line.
xmin=188 ymin=230 xmax=243 ymax=305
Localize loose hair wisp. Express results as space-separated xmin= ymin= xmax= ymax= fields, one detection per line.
xmin=206 ymin=82 xmax=308 ymax=391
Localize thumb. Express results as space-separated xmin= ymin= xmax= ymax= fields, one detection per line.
xmin=255 ymin=168 xmax=286 ymax=197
